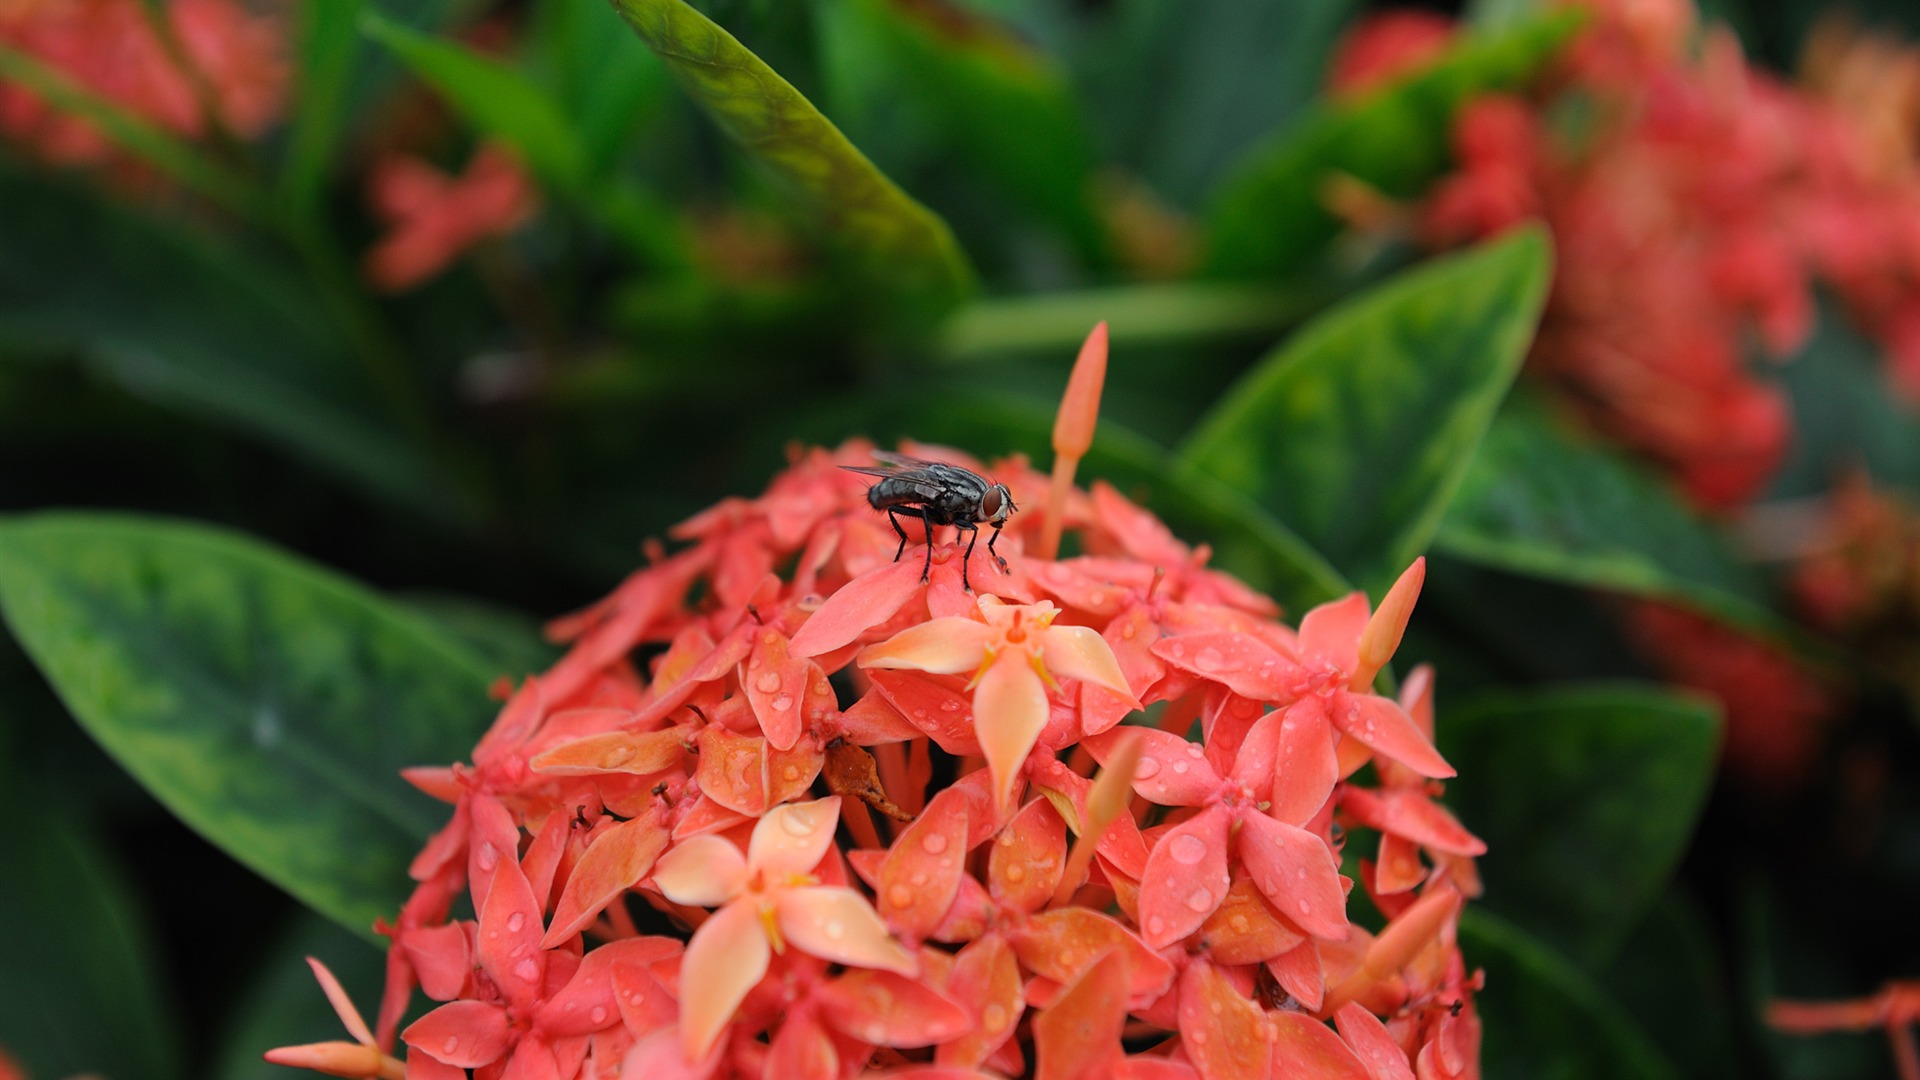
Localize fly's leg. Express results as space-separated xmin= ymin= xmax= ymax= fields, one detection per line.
xmin=885 ymin=508 xmax=911 ymax=562
xmin=959 ymin=524 xmax=980 ymax=592
xmin=918 ymin=508 xmax=935 ymax=582
xmin=987 ymin=522 xmax=1009 ymax=574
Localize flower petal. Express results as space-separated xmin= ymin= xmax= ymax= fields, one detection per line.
xmin=535 ymin=937 xmax=682 ymax=1038
xmin=694 ymin=725 xmax=771 ymax=816
xmin=1178 ymin=961 xmax=1271 ymax=1080
xmin=1032 ymin=949 xmax=1128 ymax=1080
xmin=1297 ymin=592 xmax=1369 ymax=675
xmin=875 ymin=787 xmax=972 ymax=940
xmin=1337 ymin=788 xmax=1485 ymax=857
xmin=651 ymin=834 xmax=748 ymax=908
xmin=1334 ymin=1003 xmax=1417 ymax=1080
xmin=1085 ymin=726 xmax=1221 ymax=807
xmin=1199 ymin=875 xmax=1307 ymax=966
xmin=544 ymin=817 xmax=671 ymax=946
xmin=1267 ymin=940 xmax=1325 ymax=1012
xmin=1330 ymin=692 xmax=1453 ymax=779
xmin=859 ymin=617 xmax=996 ymax=675
xmin=1008 ymin=908 xmax=1174 ymax=1002
xmin=745 ymin=629 xmax=815 ymax=751
xmin=816 ymin=969 xmax=973 ymax=1047
xmin=973 ymin=652 xmax=1052 ymax=813
xmin=1268 ymin=1009 xmax=1372 ymax=1080
xmin=1039 ymin=624 xmax=1140 ymax=704
xmin=1138 ymin=802 xmax=1233 ymax=949
xmin=765 ymin=1006 xmax=840 ymax=1080
xmin=1270 ymin=696 xmax=1340 ymax=826
xmin=790 ymin=556 xmax=927 ymax=658
xmin=1152 ymin=631 xmax=1300 ymax=700
xmin=935 ymin=935 xmax=1023 ymax=1067
xmin=1238 ymin=811 xmax=1350 ymax=941
xmin=477 ymin=858 xmax=546 ymax=1013
xmin=677 ymin=899 xmax=771 ymax=1060
xmin=776 ymin=886 xmax=918 ymax=974
xmin=403 ymin=1000 xmax=514 ymax=1068
xmin=303 ymin=956 xmax=375 ymax=1047
xmin=748 ymin=796 xmax=842 ymax=881
xmin=989 ymin=797 xmax=1069 ymax=914
xmin=530 ymin=728 xmax=689 ymax=777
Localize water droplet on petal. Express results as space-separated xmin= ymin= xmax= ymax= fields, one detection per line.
xmin=983 ymin=1003 xmax=1009 ymax=1031
xmin=1194 ymin=646 xmax=1225 ymax=672
xmin=475 ymin=844 xmax=498 ymax=871
xmin=1168 ymin=834 xmax=1207 ymax=865
xmin=443 ymin=1035 xmax=461 ymax=1054
xmin=756 ymin=671 xmax=783 ymax=693
xmin=771 ymin=694 xmax=794 ymax=712
xmin=1136 ymin=757 xmax=1161 ymax=779
xmin=823 ymin=919 xmax=846 ymax=940
xmin=1147 ymin=915 xmax=1166 ymax=936
xmin=781 ymin=807 xmax=817 ymax=836
xmin=589 ymin=1006 xmax=609 ymax=1025
xmin=887 ymin=884 xmax=914 ymax=908
xmin=1004 ymin=864 xmax=1025 ymax=882
xmin=514 ymin=957 xmax=541 ymax=982
xmin=1171 ymin=760 xmax=1189 ymax=774
xmin=782 ymin=764 xmax=802 ymax=781
xmin=506 ymin=911 xmax=526 ymax=933
xmin=1190 ymin=1030 xmax=1208 ymax=1046
xmin=1229 ymin=914 xmax=1251 ymax=934
xmin=940 ymin=700 xmax=960 ymax=713
xmin=921 ymin=832 xmax=949 ymax=855
xmin=1186 ymin=887 xmax=1214 ymax=913
xmin=910 ymin=872 xmax=928 ymax=887
xmin=1296 ymin=899 xmax=1310 ymax=915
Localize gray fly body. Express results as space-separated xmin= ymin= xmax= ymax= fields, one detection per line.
xmin=841 ymin=451 xmax=1016 ymax=590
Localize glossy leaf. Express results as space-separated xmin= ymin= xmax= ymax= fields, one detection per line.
xmin=281 ymin=0 xmax=367 ymax=213
xmin=1201 ymin=10 xmax=1581 ymax=279
xmin=0 ymin=168 xmax=457 ymax=519
xmin=400 ymin=593 xmax=561 ymax=679
xmin=0 ymin=513 xmax=496 ymax=937
xmin=0 ymin=769 xmax=182 ymax=1080
xmin=527 ymin=0 xmax=671 ymax=177
xmin=844 ymin=0 xmax=1108 ymax=264
xmin=1462 ymin=910 xmax=1681 ymax=1080
xmin=1440 ymin=684 xmax=1720 ymax=969
xmin=1436 ymin=394 xmax=1785 ymax=632
xmin=361 ymin=12 xmax=588 ymax=189
xmin=607 ymin=0 xmax=976 ymax=310
xmin=1178 ymin=229 xmax=1551 ymax=592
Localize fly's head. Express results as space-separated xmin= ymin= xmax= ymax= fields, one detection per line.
xmin=980 ymin=483 xmax=1016 ymax=527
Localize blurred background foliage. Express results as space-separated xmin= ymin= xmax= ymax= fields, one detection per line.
xmin=0 ymin=0 xmax=1917 ymax=1076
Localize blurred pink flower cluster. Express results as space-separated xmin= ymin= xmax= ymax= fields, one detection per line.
xmin=1340 ymin=0 xmax=1920 ymax=510
xmin=0 ymin=0 xmax=285 ymax=164
xmin=269 ymin=336 xmax=1485 ymax=1080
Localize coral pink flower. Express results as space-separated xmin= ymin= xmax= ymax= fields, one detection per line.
xmin=651 ymin=796 xmax=916 ymax=1058
xmin=1326 ymin=10 xmax=1457 ymax=96
xmin=263 ymin=958 xmax=405 ymax=1079
xmin=363 ymin=143 xmax=538 ymax=292
xmin=1771 ymin=980 xmax=1920 ymax=1080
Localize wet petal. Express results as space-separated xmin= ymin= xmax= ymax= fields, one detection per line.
xmin=790 ymin=557 xmax=928 ymax=658
xmin=677 ymin=900 xmax=771 ymax=1060
xmin=651 ymin=834 xmax=748 ymax=908
xmin=973 ymin=652 xmax=1052 ymax=813
xmin=936 ymin=936 xmax=1024 ymax=1067
xmin=1353 ymin=558 xmax=1423 ymax=689
xmin=1338 ymin=788 xmax=1485 ymax=856
xmin=1238 ymin=811 xmax=1349 ymax=940
xmin=865 ymin=669 xmax=983 ymax=754
xmin=401 ymin=923 xmax=473 ymax=1001
xmin=748 ymin=796 xmax=842 ymax=880
xmin=875 ymin=786 xmax=972 ymax=940
xmin=990 ymin=798 xmax=1069 ymax=914
xmin=776 ymin=886 xmax=918 ymax=974
xmin=544 ymin=817 xmax=671 ymax=946
xmin=1330 ymin=693 xmax=1453 ymax=779
xmin=1008 ymin=908 xmax=1174 ymax=1001
xmin=765 ymin=1007 xmax=839 ymax=1080
xmin=1267 ymin=940 xmax=1325 ymax=1012
xmin=1334 ymin=1003 xmax=1417 ymax=1080
xmin=858 ymin=617 xmax=996 ymax=675
xmin=1199 ymin=876 xmax=1307 ymax=966
xmin=262 ymin=1041 xmax=396 ymax=1077
xmin=1152 ymin=632 xmax=1298 ymax=700
xmin=817 ymin=969 xmax=972 ymax=1046
xmin=478 ymin=858 xmax=547 ymax=1013
xmin=1039 ymin=624 xmax=1140 ymax=704
xmin=1270 ymin=696 xmax=1340 ymax=826
xmin=1084 ymin=726 xmax=1221 ymax=807
xmin=1372 ymin=833 xmax=1427 ymax=896
xmin=1268 ymin=1010 xmax=1372 ymax=1080
xmin=1297 ymin=593 xmax=1369 ymax=676
xmin=303 ymin=956 xmax=375 ymax=1047
xmin=529 ymin=728 xmax=689 ymax=777
xmin=1137 ymin=802 xmax=1232 ymax=949
xmin=403 ymin=1000 xmax=514 ymax=1068
xmin=1178 ymin=961 xmax=1271 ymax=1080
xmin=694 ymin=726 xmax=770 ymax=816
xmin=535 ymin=937 xmax=682 ymax=1038
xmin=745 ymin=630 xmax=814 ymax=751
xmin=1032 ymin=949 xmax=1129 ymax=1080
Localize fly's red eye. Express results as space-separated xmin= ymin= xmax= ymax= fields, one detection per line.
xmin=981 ymin=488 xmax=1003 ymax=516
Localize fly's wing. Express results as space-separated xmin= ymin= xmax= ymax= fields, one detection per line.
xmin=839 ymin=459 xmax=947 ymax=502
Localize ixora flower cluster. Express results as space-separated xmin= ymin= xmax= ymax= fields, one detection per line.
xmin=268 ymin=333 xmax=1485 ymax=1080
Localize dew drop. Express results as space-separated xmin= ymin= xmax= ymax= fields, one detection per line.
xmin=475 ymin=844 xmax=499 ymax=871
xmin=589 ymin=1006 xmax=609 ymax=1025
xmin=1190 ymin=1030 xmax=1209 ymax=1046
xmin=781 ymin=807 xmax=817 ymax=836
xmin=771 ymin=694 xmax=794 ymax=712
xmin=1121 ymin=623 xmax=1137 ymax=640
xmin=983 ymin=1003 xmax=1009 ymax=1031
xmin=1136 ymin=757 xmax=1162 ymax=779
xmin=1187 ymin=744 xmax=1204 ymax=758
xmin=1194 ymin=646 xmax=1226 ymax=672
xmin=1171 ymin=760 xmax=1189 ymax=774
xmin=910 ymin=872 xmax=929 ymax=887
xmin=823 ymin=919 xmax=846 ymax=940
xmin=443 ymin=1035 xmax=461 ymax=1054
xmin=514 ymin=957 xmax=541 ymax=983
xmin=1229 ymin=914 xmax=1251 ymax=934
xmin=887 ymin=884 xmax=914 ymax=908
xmin=1186 ymin=888 xmax=1214 ymax=913
xmin=506 ymin=911 xmax=526 ymax=933
xmin=1147 ymin=915 xmax=1166 ymax=936
xmin=1296 ymin=899 xmax=1310 ymax=915
xmin=1168 ymin=834 xmax=1207 ymax=865
xmin=755 ymin=671 xmax=783 ymax=693
xmin=940 ymin=700 xmax=960 ymax=713
xmin=1295 ymin=867 xmax=1307 ymax=880
xmin=782 ymin=764 xmax=802 ymax=781
xmin=921 ymin=832 xmax=949 ymax=855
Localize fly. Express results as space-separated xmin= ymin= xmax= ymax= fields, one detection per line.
xmin=841 ymin=451 xmax=1015 ymax=591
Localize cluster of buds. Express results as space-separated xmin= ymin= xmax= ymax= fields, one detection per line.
xmin=268 ymin=329 xmax=1486 ymax=1080
xmin=0 ymin=0 xmax=286 ymax=166
xmin=1340 ymin=0 xmax=1920 ymax=509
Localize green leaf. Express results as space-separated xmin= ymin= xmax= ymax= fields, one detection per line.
xmin=528 ymin=0 xmax=672 ymax=177
xmin=0 ymin=169 xmax=457 ymax=518
xmin=1436 ymin=393 xmax=1784 ymax=632
xmin=1601 ymin=892 xmax=1743 ymax=1080
xmin=608 ymin=0 xmax=976 ymax=311
xmin=213 ymin=916 xmax=385 ymax=1080
xmin=0 ymin=772 xmax=183 ymax=1080
xmin=1440 ymin=683 xmax=1720 ymax=969
xmin=1768 ymin=301 xmax=1920 ymax=497
xmin=938 ymin=280 xmax=1321 ymax=360
xmin=0 ymin=513 xmax=495 ymax=938
xmin=1177 ymin=228 xmax=1551 ymax=592
xmin=281 ymin=0 xmax=367 ymax=214
xmin=361 ymin=12 xmax=589 ymax=189
xmin=400 ymin=593 xmax=562 ymax=679
xmin=1201 ymin=9 xmax=1582 ymax=280
xmin=843 ymin=0 xmax=1108 ymax=264
xmin=1463 ymin=910 xmax=1682 ymax=1080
